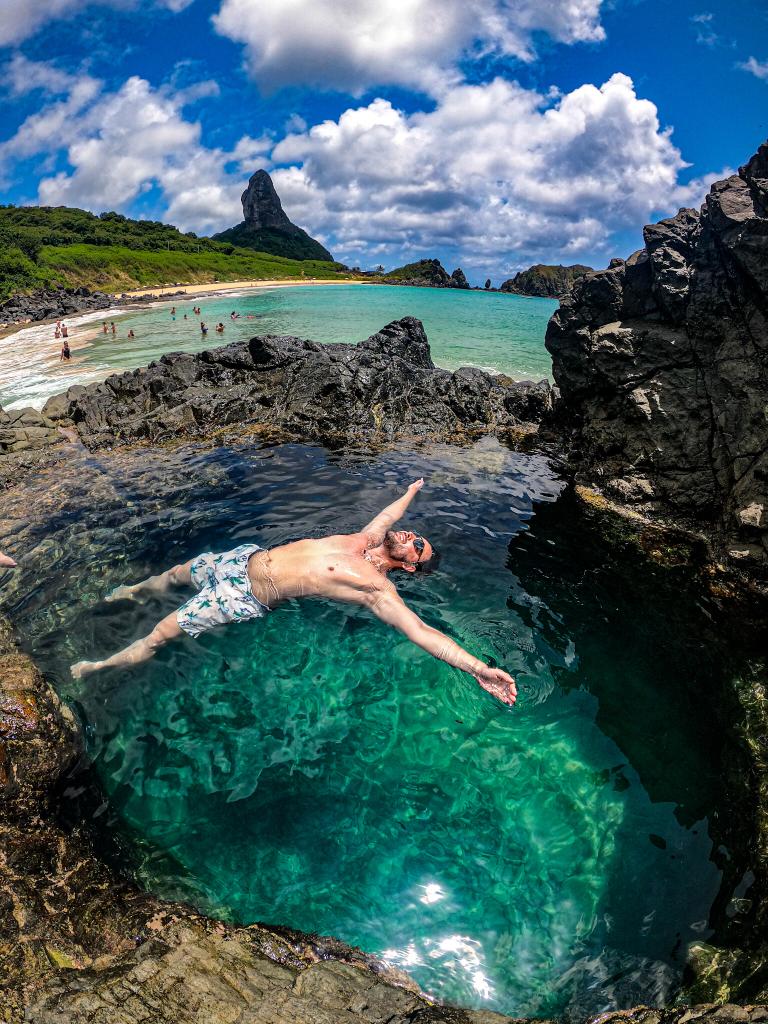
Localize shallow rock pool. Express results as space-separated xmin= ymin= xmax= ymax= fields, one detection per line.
xmin=0 ymin=436 xmax=733 ymax=1017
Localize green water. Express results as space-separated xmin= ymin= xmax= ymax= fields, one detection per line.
xmin=0 ymin=285 xmax=557 ymax=410
xmin=1 ymin=437 xmax=727 ymax=1017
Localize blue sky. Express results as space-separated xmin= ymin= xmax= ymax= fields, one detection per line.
xmin=0 ymin=0 xmax=766 ymax=282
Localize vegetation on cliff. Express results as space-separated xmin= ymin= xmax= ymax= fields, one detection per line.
xmin=0 ymin=205 xmax=348 ymax=300
xmin=501 ymin=264 xmax=593 ymax=298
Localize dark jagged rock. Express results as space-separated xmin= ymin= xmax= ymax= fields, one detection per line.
xmin=450 ymin=267 xmax=470 ymax=289
xmin=501 ymin=264 xmax=593 ymax=299
xmin=0 ymin=286 xmax=111 ymax=326
xmin=546 ymin=141 xmax=768 ymax=568
xmin=213 ymin=170 xmax=333 ymax=262
xmin=41 ymin=317 xmax=553 ymax=448
xmin=485 ymin=279 xmax=492 ymax=290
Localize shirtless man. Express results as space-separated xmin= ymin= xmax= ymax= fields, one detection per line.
xmin=70 ymin=480 xmax=516 ymax=705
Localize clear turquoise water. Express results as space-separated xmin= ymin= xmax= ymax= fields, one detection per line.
xmin=0 ymin=285 xmax=557 ymax=410
xmin=2 ymin=436 xmax=728 ymax=1018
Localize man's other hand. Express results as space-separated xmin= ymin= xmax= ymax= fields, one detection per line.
xmin=474 ymin=666 xmax=517 ymax=706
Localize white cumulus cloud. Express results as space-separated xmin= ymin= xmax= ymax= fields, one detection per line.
xmin=0 ymin=0 xmax=193 ymax=47
xmin=212 ymin=0 xmax=606 ymax=95
xmin=0 ymin=62 xmax=243 ymax=232
xmin=268 ymin=73 xmax=706 ymax=273
xmin=0 ymin=61 xmax=721 ymax=277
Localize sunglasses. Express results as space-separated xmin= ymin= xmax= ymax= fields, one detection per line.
xmin=412 ymin=534 xmax=426 ymax=562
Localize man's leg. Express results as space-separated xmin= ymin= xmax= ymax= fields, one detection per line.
xmin=105 ymin=558 xmax=195 ymax=602
xmin=71 ymin=611 xmax=184 ymax=679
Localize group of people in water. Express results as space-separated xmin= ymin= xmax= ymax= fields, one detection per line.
xmin=54 ymin=300 xmax=259 ymax=370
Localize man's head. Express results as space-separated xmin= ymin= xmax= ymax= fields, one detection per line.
xmin=384 ymin=530 xmax=438 ymax=573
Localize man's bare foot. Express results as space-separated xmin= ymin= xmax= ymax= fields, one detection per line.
xmin=0 ymin=551 xmax=17 ymax=568
xmin=105 ymin=584 xmax=138 ymax=602
xmin=71 ymin=660 xmax=101 ymax=679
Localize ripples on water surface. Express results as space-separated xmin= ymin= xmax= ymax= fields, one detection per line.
xmin=0 ymin=284 xmax=557 ymax=409
xmin=1 ymin=437 xmax=728 ymax=1017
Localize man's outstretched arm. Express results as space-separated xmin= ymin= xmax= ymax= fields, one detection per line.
xmin=362 ymin=479 xmax=424 ymax=545
xmin=363 ymin=584 xmax=517 ymax=706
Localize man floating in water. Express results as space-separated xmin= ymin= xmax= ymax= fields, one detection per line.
xmin=71 ymin=480 xmax=516 ymax=705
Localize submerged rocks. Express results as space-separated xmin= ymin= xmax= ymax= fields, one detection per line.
xmin=0 ymin=616 xmax=520 ymax=1023
xmin=546 ymin=140 xmax=768 ymax=567
xmin=0 ymin=286 xmax=111 ymax=326
xmin=43 ymin=317 xmax=553 ymax=448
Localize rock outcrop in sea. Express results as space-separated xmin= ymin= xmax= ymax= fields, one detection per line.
xmin=501 ymin=264 xmax=593 ymax=299
xmin=0 ymin=285 xmax=111 ymax=326
xmin=546 ymin=141 xmax=768 ymax=568
xmin=382 ymin=258 xmax=471 ymax=289
xmin=213 ymin=169 xmax=334 ymax=262
xmin=38 ymin=317 xmax=551 ymax=450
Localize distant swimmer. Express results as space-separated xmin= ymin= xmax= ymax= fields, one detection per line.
xmin=170 ymin=306 xmax=176 ymax=315
xmin=128 ymin=329 xmax=135 ymax=338
xmin=111 ymin=322 xmax=116 ymax=335
xmin=103 ymin=322 xmax=108 ymax=334
xmin=200 ymin=321 xmax=208 ymax=334
xmin=216 ymin=322 xmax=224 ymax=333
xmin=61 ymin=323 xmax=68 ymax=338
xmin=70 ymin=480 xmax=517 ymax=706
xmin=60 ymin=339 xmax=71 ymax=361
xmin=55 ymin=326 xmax=61 ymax=339
xmin=184 ymin=313 xmax=188 ymax=320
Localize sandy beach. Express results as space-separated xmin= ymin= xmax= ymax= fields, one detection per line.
xmin=120 ymin=277 xmax=369 ymax=299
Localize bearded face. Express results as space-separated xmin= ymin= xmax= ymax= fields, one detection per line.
xmin=384 ymin=530 xmax=433 ymax=565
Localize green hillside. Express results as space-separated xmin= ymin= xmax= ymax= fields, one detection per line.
xmin=0 ymin=205 xmax=350 ymax=300
xmin=212 ymin=222 xmax=333 ymax=262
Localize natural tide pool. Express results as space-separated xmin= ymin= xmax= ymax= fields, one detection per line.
xmin=0 ymin=436 xmax=732 ymax=1018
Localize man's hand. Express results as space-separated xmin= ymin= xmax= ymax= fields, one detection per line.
xmin=408 ymin=478 xmax=424 ymax=492
xmin=473 ymin=666 xmax=517 ymax=706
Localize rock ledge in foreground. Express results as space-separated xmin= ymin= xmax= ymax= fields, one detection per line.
xmin=42 ymin=316 xmax=553 ymax=448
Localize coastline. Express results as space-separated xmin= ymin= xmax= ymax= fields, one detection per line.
xmin=117 ymin=276 xmax=368 ymax=299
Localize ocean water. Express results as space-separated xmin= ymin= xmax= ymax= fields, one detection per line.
xmin=1 ymin=434 xmax=729 ymax=1018
xmin=0 ymin=284 xmax=557 ymax=410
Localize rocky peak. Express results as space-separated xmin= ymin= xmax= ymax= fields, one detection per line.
xmin=241 ymin=170 xmax=295 ymax=233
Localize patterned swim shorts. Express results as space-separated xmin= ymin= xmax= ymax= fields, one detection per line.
xmin=176 ymin=543 xmax=269 ymax=639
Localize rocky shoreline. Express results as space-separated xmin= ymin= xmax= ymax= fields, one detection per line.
xmin=546 ymin=142 xmax=768 ymax=573
xmin=0 ymin=317 xmax=552 ymax=488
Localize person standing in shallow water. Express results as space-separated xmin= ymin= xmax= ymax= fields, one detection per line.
xmin=70 ymin=480 xmax=517 ymax=706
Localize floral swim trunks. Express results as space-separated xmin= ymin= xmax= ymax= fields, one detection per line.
xmin=176 ymin=543 xmax=269 ymax=639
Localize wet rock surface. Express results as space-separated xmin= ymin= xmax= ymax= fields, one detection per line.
xmin=545 ymin=141 xmax=768 ymax=568
xmin=0 ymin=286 xmax=111 ymax=326
xmin=39 ymin=316 xmax=552 ymax=450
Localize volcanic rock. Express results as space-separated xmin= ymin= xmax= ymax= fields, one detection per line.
xmin=545 ymin=140 xmax=768 ymax=566
xmin=450 ymin=267 xmax=470 ymax=289
xmin=0 ymin=286 xmax=111 ymax=326
xmin=501 ymin=265 xmax=593 ymax=299
xmin=213 ymin=170 xmax=333 ymax=262
xmin=42 ymin=317 xmax=553 ymax=448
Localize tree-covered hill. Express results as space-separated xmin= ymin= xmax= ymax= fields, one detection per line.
xmin=0 ymin=205 xmax=349 ymax=300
